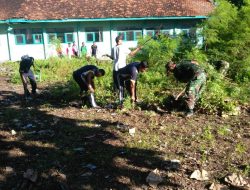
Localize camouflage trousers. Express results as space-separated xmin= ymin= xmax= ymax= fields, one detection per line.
xmin=185 ymin=72 xmax=206 ymax=110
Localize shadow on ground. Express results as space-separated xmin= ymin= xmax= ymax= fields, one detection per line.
xmin=0 ymin=87 xmax=180 ymax=190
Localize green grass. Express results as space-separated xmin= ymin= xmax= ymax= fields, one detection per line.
xmin=3 ymin=52 xmax=249 ymax=114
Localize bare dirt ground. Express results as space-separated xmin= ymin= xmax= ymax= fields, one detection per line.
xmin=0 ymin=70 xmax=249 ymax=190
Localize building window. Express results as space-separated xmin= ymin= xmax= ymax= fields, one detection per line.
xmin=46 ymin=28 xmax=74 ymax=43
xmin=86 ymin=33 xmax=94 ymax=42
xmin=134 ymin=31 xmax=142 ymax=40
xmin=14 ymin=28 xmax=43 ymax=45
xmin=145 ymin=30 xmax=156 ymax=37
xmin=33 ymin=34 xmax=43 ymax=44
xmin=181 ymin=29 xmax=190 ymax=37
xmin=65 ymin=33 xmax=74 ymax=43
xmin=85 ymin=28 xmax=103 ymax=42
xmin=161 ymin=29 xmax=170 ymax=36
xmin=117 ymin=30 xmax=142 ymax=41
xmin=48 ymin=33 xmax=57 ymax=43
xmin=15 ymin=34 xmax=26 ymax=44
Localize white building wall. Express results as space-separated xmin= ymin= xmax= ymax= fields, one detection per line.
xmin=7 ymin=23 xmax=46 ymax=61
xmin=0 ymin=19 xmax=202 ymax=61
xmin=0 ymin=27 xmax=11 ymax=62
xmin=78 ymin=22 xmax=112 ymax=58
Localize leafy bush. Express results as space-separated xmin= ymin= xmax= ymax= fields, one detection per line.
xmin=202 ymin=0 xmax=250 ymax=83
xmin=133 ymin=35 xmax=180 ymax=67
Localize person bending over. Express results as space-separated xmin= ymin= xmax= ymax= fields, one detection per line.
xmin=118 ymin=61 xmax=148 ymax=104
xmin=73 ymin=65 xmax=105 ymax=108
xmin=19 ymin=55 xmax=37 ymax=100
xmin=165 ymin=60 xmax=206 ymax=117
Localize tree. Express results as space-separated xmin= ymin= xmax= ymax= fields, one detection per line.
xmin=227 ymin=0 xmax=244 ymax=7
xmin=202 ymin=0 xmax=250 ymax=82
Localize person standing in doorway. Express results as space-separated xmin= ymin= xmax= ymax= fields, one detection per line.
xmin=91 ymin=42 xmax=98 ymax=58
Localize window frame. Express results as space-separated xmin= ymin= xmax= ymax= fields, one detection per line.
xmin=64 ymin=33 xmax=74 ymax=43
xmin=47 ymin=33 xmax=57 ymax=44
xmin=145 ymin=30 xmax=155 ymax=37
xmin=85 ymin=28 xmax=103 ymax=42
xmin=15 ymin=34 xmax=26 ymax=45
xmin=86 ymin=32 xmax=95 ymax=42
xmin=117 ymin=30 xmax=142 ymax=41
xmin=14 ymin=28 xmax=43 ymax=45
xmin=32 ymin=34 xmax=43 ymax=44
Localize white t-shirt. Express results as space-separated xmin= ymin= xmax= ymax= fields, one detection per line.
xmin=112 ymin=45 xmax=131 ymax=71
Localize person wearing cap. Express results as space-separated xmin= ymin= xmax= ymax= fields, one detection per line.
xmin=165 ymin=60 xmax=206 ymax=117
xmin=19 ymin=55 xmax=37 ymax=99
xmin=73 ymin=65 xmax=105 ymax=108
xmin=117 ymin=61 xmax=148 ymax=104
xmin=105 ymin=35 xmax=142 ymax=92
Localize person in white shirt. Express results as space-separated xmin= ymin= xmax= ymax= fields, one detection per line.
xmin=108 ymin=35 xmax=142 ymax=92
xmin=66 ymin=43 xmax=74 ymax=58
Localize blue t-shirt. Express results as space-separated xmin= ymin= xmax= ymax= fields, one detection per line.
xmin=74 ymin=65 xmax=98 ymax=78
xmin=118 ymin=62 xmax=140 ymax=81
xmin=19 ymin=57 xmax=34 ymax=73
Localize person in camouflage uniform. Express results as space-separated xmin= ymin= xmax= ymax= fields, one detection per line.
xmin=214 ymin=60 xmax=230 ymax=75
xmin=165 ymin=60 xmax=206 ymax=117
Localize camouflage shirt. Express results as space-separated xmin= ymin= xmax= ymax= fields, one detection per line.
xmin=173 ymin=62 xmax=204 ymax=83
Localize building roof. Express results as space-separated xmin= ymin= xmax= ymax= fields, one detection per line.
xmin=0 ymin=0 xmax=214 ymax=21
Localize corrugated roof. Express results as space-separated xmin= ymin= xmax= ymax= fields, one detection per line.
xmin=0 ymin=0 xmax=214 ymax=20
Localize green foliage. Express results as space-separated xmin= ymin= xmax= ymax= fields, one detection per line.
xmin=122 ymin=97 xmax=134 ymax=110
xmin=202 ymin=0 xmax=250 ymax=82
xmin=243 ymin=164 xmax=250 ymax=176
xmin=133 ymin=35 xmax=180 ymax=67
xmin=202 ymin=126 xmax=214 ymax=142
xmin=50 ymin=37 xmax=63 ymax=56
xmin=217 ymin=125 xmax=231 ymax=136
xmin=235 ymin=142 xmax=247 ymax=155
xmin=227 ymin=0 xmax=244 ymax=7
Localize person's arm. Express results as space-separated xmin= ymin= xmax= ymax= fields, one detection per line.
xmin=130 ymin=67 xmax=138 ymax=102
xmin=129 ymin=46 xmax=142 ymax=57
xmin=103 ymin=54 xmax=114 ymax=60
xmin=103 ymin=46 xmax=115 ymax=59
xmin=130 ymin=80 xmax=136 ymax=102
xmin=175 ymin=87 xmax=186 ymax=100
xmin=86 ymin=72 xmax=95 ymax=93
xmin=31 ymin=58 xmax=36 ymax=71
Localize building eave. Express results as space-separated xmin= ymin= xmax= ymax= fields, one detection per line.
xmin=0 ymin=16 xmax=208 ymax=24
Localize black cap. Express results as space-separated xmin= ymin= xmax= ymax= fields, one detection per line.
xmin=140 ymin=61 xmax=148 ymax=68
xmin=98 ymin=69 xmax=105 ymax=76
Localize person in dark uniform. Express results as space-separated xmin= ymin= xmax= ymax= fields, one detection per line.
xmin=19 ymin=55 xmax=37 ymax=99
xmin=165 ymin=60 xmax=206 ymax=117
xmin=91 ymin=42 xmax=98 ymax=58
xmin=117 ymin=61 xmax=148 ymax=104
xmin=73 ymin=65 xmax=105 ymax=108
